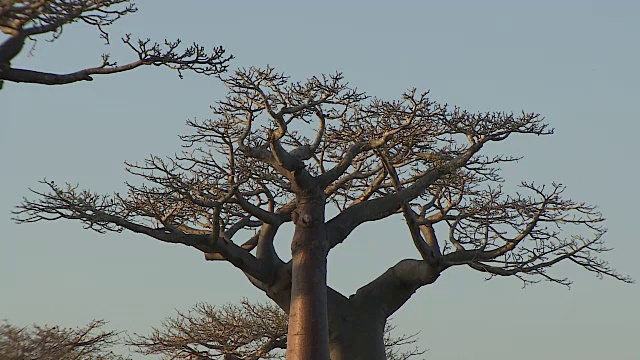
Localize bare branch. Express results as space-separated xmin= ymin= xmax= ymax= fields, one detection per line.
xmin=0 ymin=1 xmax=231 ymax=88
xmin=13 ymin=180 xmax=274 ymax=283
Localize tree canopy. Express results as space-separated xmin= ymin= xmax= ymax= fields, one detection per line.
xmin=15 ymin=66 xmax=628 ymax=284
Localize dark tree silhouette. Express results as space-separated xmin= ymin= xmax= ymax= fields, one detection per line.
xmin=14 ymin=66 xmax=631 ymax=359
xmin=0 ymin=320 xmax=129 ymax=360
xmin=0 ymin=0 xmax=231 ymax=88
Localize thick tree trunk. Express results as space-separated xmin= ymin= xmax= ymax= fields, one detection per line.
xmin=328 ymin=310 xmax=387 ymax=360
xmin=286 ymin=190 xmax=330 ymax=360
xmin=270 ymin=282 xmax=387 ymax=360
xmin=267 ymin=257 xmax=440 ymax=360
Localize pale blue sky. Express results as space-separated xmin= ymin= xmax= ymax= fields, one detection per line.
xmin=1 ymin=1 xmax=639 ymax=359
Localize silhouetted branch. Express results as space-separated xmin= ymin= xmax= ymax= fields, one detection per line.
xmin=0 ymin=0 xmax=231 ymax=88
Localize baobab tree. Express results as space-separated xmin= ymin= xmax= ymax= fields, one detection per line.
xmin=0 ymin=0 xmax=231 ymax=88
xmin=14 ymin=66 xmax=631 ymax=359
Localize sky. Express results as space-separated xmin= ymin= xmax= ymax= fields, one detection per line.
xmin=1 ymin=1 xmax=639 ymax=359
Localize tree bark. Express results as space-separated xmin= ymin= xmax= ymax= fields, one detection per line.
xmin=325 ymin=260 xmax=439 ymax=360
xmin=286 ymin=188 xmax=330 ymax=360
xmin=268 ymin=263 xmax=421 ymax=360
xmin=328 ymin=306 xmax=388 ymax=360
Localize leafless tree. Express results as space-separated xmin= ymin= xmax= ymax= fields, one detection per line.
xmin=14 ymin=66 xmax=631 ymax=359
xmin=130 ymin=300 xmax=288 ymax=360
xmin=0 ymin=0 xmax=231 ymax=88
xmin=0 ymin=319 xmax=129 ymax=360
xmin=129 ymin=299 xmax=424 ymax=360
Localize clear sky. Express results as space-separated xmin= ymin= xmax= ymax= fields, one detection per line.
xmin=1 ymin=1 xmax=639 ymax=359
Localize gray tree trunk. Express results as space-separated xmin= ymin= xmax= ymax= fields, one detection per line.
xmin=266 ymin=258 xmax=439 ymax=360
xmin=328 ymin=308 xmax=387 ymax=360
xmin=286 ymin=185 xmax=330 ymax=360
